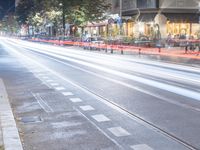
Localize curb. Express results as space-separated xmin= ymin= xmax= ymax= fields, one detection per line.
xmin=0 ymin=79 xmax=23 ymax=150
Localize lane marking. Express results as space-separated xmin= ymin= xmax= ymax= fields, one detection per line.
xmin=108 ymin=127 xmax=131 ymax=137
xmin=130 ymin=144 xmax=153 ymax=150
xmin=50 ymin=83 xmax=59 ymax=86
xmin=62 ymin=92 xmax=74 ymax=96
xmin=92 ymin=114 xmax=110 ymax=122
xmin=46 ymin=79 xmax=54 ymax=82
xmin=75 ymin=109 xmax=123 ymax=149
xmin=69 ymin=98 xmax=83 ymax=103
xmin=79 ymin=105 xmax=95 ymax=111
xmin=55 ymin=87 xmax=66 ymax=91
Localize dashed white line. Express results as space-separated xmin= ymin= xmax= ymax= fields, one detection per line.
xmin=130 ymin=144 xmax=153 ymax=150
xmin=55 ymin=87 xmax=66 ymax=91
xmin=50 ymin=83 xmax=59 ymax=86
xmin=108 ymin=127 xmax=131 ymax=137
xmin=62 ymin=92 xmax=74 ymax=96
xmin=79 ymin=105 xmax=95 ymax=111
xmin=69 ymin=98 xmax=83 ymax=103
xmin=92 ymin=114 xmax=110 ymax=122
xmin=46 ymin=79 xmax=54 ymax=82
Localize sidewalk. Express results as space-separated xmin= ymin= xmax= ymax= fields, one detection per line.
xmin=0 ymin=79 xmax=23 ymax=150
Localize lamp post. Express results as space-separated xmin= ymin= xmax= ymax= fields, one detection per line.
xmin=119 ymin=0 xmax=122 ymax=36
xmin=60 ymin=0 xmax=66 ymax=36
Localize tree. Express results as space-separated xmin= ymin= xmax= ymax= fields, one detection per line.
xmin=15 ymin=0 xmax=111 ymax=36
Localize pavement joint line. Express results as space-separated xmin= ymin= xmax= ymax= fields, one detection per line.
xmin=79 ymin=105 xmax=95 ymax=111
xmin=0 ymin=78 xmax=23 ymax=150
xmin=130 ymin=144 xmax=154 ymax=150
xmin=62 ymin=92 xmax=74 ymax=96
xmin=91 ymin=114 xmax=111 ymax=122
xmin=69 ymin=98 xmax=83 ymax=103
xmin=55 ymin=87 xmax=66 ymax=91
xmin=108 ymin=127 xmax=131 ymax=137
xmin=32 ymin=93 xmax=54 ymax=113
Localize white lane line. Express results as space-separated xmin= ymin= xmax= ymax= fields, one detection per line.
xmin=75 ymin=109 xmax=123 ymax=149
xmin=37 ymin=73 xmax=45 ymax=76
xmin=46 ymin=79 xmax=54 ymax=82
xmin=62 ymin=92 xmax=74 ymax=96
xmin=55 ymin=87 xmax=66 ymax=91
xmin=108 ymin=127 xmax=131 ymax=137
xmin=50 ymin=83 xmax=59 ymax=86
xmin=130 ymin=144 xmax=153 ymax=150
xmin=92 ymin=114 xmax=110 ymax=122
xmin=79 ymin=105 xmax=95 ymax=111
xmin=69 ymin=98 xmax=83 ymax=103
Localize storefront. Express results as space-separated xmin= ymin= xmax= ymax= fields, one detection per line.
xmin=85 ymin=21 xmax=108 ymax=37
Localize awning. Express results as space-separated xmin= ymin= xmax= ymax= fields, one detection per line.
xmin=164 ymin=13 xmax=199 ymax=23
xmin=138 ymin=13 xmax=157 ymax=22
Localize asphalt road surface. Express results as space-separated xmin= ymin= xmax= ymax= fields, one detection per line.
xmin=0 ymin=38 xmax=200 ymax=150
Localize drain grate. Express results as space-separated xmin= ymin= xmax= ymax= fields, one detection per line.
xmin=20 ymin=116 xmax=42 ymax=124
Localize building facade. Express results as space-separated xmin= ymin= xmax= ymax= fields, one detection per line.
xmin=121 ymin=0 xmax=200 ymax=38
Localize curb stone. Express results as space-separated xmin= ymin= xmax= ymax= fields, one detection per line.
xmin=0 ymin=79 xmax=23 ymax=150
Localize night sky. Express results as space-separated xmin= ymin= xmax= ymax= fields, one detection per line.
xmin=0 ymin=0 xmax=15 ymax=19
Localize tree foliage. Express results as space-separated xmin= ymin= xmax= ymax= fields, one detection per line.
xmin=16 ymin=0 xmax=111 ymax=28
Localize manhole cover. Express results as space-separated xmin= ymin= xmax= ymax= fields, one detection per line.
xmin=20 ymin=116 xmax=42 ymax=124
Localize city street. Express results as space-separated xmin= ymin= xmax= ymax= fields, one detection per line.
xmin=0 ymin=38 xmax=200 ymax=150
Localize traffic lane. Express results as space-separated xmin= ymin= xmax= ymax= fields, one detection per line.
xmin=5 ymin=40 xmax=200 ymax=113
xmin=7 ymin=44 xmax=200 ymax=149
xmin=7 ymin=42 xmax=200 ymax=104
xmin=7 ymin=40 xmax=200 ymax=96
xmin=20 ymin=46 xmax=200 ymax=101
xmin=4 ymin=40 xmax=200 ymax=109
xmin=8 ymin=38 xmax=200 ymax=78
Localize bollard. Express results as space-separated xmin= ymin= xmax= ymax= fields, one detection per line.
xmin=121 ymin=49 xmax=123 ymax=54
xmin=111 ymin=44 xmax=113 ymax=53
xmin=185 ymin=46 xmax=188 ymax=54
xmin=139 ymin=48 xmax=141 ymax=55
xmin=158 ymin=47 xmax=161 ymax=53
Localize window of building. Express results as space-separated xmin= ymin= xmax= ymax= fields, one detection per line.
xmin=137 ymin=0 xmax=157 ymax=8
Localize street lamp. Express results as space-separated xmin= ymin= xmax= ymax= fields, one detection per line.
xmin=60 ymin=0 xmax=66 ymax=36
